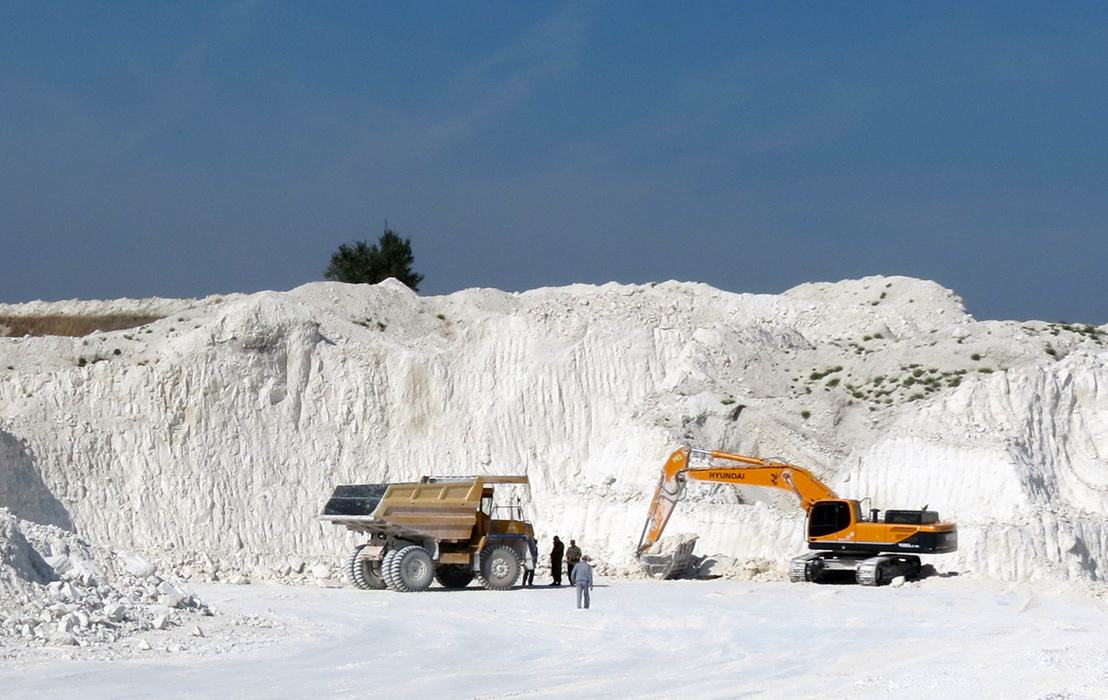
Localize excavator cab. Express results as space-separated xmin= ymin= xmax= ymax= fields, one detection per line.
xmin=807 ymin=500 xmax=857 ymax=539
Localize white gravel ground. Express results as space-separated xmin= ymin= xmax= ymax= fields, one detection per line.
xmin=2 ymin=576 xmax=1106 ymax=700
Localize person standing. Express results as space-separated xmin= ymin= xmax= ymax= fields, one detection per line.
xmin=550 ymin=536 xmax=564 ymax=586
xmin=523 ymin=537 xmax=538 ymax=587
xmin=571 ymin=555 xmax=594 ymax=609
xmin=565 ymin=539 xmax=582 ymax=584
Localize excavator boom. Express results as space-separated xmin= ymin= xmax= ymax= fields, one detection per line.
xmin=636 ymin=447 xmax=837 ymax=557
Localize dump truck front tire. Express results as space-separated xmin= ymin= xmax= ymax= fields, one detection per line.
xmin=388 ymin=545 xmax=435 ymax=592
xmin=478 ymin=545 xmax=521 ymax=590
xmin=346 ymin=545 xmax=386 ymax=590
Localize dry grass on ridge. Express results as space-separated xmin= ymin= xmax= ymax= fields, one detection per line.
xmin=0 ymin=315 xmax=165 ymax=338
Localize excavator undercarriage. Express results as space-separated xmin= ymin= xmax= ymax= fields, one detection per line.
xmin=788 ymin=551 xmax=923 ymax=586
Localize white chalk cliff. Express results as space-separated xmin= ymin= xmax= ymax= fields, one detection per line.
xmin=2 ymin=276 xmax=1107 ymax=585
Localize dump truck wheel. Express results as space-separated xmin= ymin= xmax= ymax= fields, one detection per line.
xmin=346 ymin=545 xmax=386 ymax=590
xmin=388 ymin=545 xmax=434 ymax=592
xmin=381 ymin=548 xmax=402 ymax=591
xmin=478 ymin=545 xmax=521 ymax=590
xmin=434 ymin=564 xmax=475 ymax=589
xmin=345 ymin=545 xmax=367 ymax=588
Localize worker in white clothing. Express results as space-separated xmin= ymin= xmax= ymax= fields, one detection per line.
xmin=571 ymin=555 xmax=594 ymax=609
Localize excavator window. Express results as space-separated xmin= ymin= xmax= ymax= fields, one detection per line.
xmin=808 ymin=501 xmax=853 ymax=538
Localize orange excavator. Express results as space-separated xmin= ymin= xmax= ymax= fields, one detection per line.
xmin=636 ymin=446 xmax=958 ymax=586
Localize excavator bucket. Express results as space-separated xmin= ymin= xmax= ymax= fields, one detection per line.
xmin=639 ymin=536 xmax=699 ymax=579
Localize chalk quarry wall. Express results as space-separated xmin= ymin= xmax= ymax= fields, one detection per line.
xmin=1 ymin=276 xmax=1106 ymax=583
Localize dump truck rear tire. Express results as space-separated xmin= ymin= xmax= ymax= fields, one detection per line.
xmin=381 ymin=548 xmax=402 ymax=591
xmin=388 ymin=545 xmax=435 ymax=592
xmin=478 ymin=545 xmax=521 ymax=590
xmin=434 ymin=564 xmax=475 ymax=589
xmin=346 ymin=545 xmax=386 ymax=590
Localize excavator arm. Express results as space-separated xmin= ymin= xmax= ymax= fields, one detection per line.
xmin=635 ymin=446 xmax=838 ymax=557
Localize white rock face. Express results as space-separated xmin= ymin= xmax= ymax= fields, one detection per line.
xmin=1 ymin=276 xmax=1107 ymax=587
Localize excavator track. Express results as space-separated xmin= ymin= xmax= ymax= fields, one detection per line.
xmin=788 ymin=558 xmax=810 ymax=583
xmin=788 ymin=553 xmax=821 ymax=583
xmin=855 ymin=556 xmax=889 ymax=586
xmin=856 ymin=555 xmax=921 ymax=586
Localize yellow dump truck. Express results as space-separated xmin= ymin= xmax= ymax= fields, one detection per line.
xmin=320 ymin=475 xmax=537 ymax=592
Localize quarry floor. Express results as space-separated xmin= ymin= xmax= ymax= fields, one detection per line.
xmin=1 ymin=577 xmax=1106 ymax=700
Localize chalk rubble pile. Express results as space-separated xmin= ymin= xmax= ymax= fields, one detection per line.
xmin=0 ymin=509 xmax=211 ymax=652
xmin=156 ymin=555 xmax=347 ymax=591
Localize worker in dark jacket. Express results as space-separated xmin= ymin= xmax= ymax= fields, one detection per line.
xmin=550 ymin=536 xmax=564 ymax=586
xmin=565 ymin=539 xmax=582 ymax=584
xmin=571 ymin=555 xmax=594 ymax=609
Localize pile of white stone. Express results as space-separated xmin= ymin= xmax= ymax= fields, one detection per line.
xmin=146 ymin=550 xmax=343 ymax=588
xmin=0 ymin=509 xmax=211 ymax=652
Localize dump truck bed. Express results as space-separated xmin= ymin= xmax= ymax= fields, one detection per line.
xmin=320 ymin=476 xmax=527 ymax=543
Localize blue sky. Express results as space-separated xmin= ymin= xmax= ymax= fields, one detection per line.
xmin=1 ymin=2 xmax=1105 ymax=323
